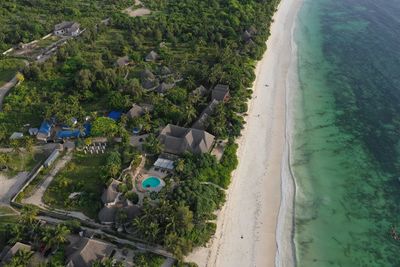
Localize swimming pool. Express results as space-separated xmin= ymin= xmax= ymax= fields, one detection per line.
xmin=142 ymin=176 xmax=161 ymax=188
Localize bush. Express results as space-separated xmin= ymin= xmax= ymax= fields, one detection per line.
xmin=133 ymin=252 xmax=165 ymax=267
xmin=91 ymin=117 xmax=118 ymax=138
xmin=62 ymin=220 xmax=82 ymax=233
xmin=125 ymin=191 xmax=139 ymax=204
xmin=174 ymin=262 xmax=199 ymax=267
xmin=126 ymin=177 xmax=133 ymax=191
xmin=149 ymin=191 xmax=158 ymax=200
xmin=118 ymin=183 xmax=128 ymax=194
xmin=102 ymin=151 xmax=121 ymax=180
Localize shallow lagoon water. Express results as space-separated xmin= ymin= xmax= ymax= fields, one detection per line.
xmin=293 ymin=0 xmax=400 ymax=265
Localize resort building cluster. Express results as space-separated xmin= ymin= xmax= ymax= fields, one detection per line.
xmin=0 ymin=3 xmax=241 ymax=263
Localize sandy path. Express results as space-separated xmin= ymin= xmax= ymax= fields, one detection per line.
xmin=186 ymin=0 xmax=302 ymax=266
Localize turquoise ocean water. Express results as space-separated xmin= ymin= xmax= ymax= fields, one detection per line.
xmin=293 ymin=0 xmax=400 ymax=266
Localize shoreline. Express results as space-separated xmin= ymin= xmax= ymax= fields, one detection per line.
xmin=276 ymin=1 xmax=302 ymax=264
xmin=186 ymin=0 xmax=302 ymax=266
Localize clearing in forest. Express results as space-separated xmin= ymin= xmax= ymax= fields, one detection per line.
xmin=123 ymin=0 xmax=151 ymax=17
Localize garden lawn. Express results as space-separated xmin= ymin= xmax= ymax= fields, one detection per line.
xmin=43 ymin=151 xmax=108 ymax=219
xmin=2 ymin=151 xmax=46 ymax=178
xmin=0 ymin=58 xmax=25 ymax=87
xmin=0 ymin=205 xmax=17 ymax=216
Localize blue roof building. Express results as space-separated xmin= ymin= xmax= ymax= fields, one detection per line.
xmin=108 ymin=111 xmax=122 ymax=121
xmin=83 ymin=122 xmax=92 ymax=136
xmin=37 ymin=121 xmax=52 ymax=141
xmin=84 ymin=123 xmax=92 ymax=136
xmin=56 ymin=130 xmax=81 ymax=139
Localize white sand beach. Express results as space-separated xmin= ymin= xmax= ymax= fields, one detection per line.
xmin=186 ymin=0 xmax=302 ymax=266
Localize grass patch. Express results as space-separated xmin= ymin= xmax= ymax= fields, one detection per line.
xmin=0 ymin=212 xmax=17 ymax=251
xmin=1 ymin=151 xmax=46 ymax=178
xmin=0 ymin=205 xmax=17 ymax=216
xmin=43 ymin=151 xmax=108 ymax=219
xmin=0 ymin=215 xmax=17 ymax=224
xmin=35 ymin=35 xmax=62 ymax=49
xmin=0 ymin=58 xmax=25 ymax=87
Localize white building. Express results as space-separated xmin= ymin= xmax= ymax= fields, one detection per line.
xmin=54 ymin=21 xmax=80 ymax=36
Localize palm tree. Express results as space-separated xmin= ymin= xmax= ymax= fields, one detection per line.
xmin=128 ymin=78 xmax=143 ymax=98
xmin=175 ymin=159 xmax=185 ymax=173
xmin=24 ymin=137 xmax=34 ymax=153
xmin=5 ymin=250 xmax=33 ymax=267
xmin=186 ymin=76 xmax=196 ymax=90
xmin=141 ymin=113 xmax=152 ymax=133
xmin=10 ymin=140 xmax=21 ymax=154
xmin=189 ymin=92 xmax=201 ymax=105
xmin=92 ymin=260 xmax=101 ymax=267
xmin=0 ymin=125 xmax=7 ymax=142
xmin=0 ymin=153 xmax=10 ymax=170
xmin=146 ymin=222 xmax=160 ymax=242
xmin=42 ymin=225 xmax=70 ymax=255
xmin=19 ymin=205 xmax=38 ymax=226
xmin=132 ymin=217 xmax=147 ymax=237
xmin=183 ymin=104 xmax=197 ymax=126
xmin=143 ymin=134 xmax=163 ymax=155
xmin=9 ymin=224 xmax=24 ymax=245
xmin=143 ymin=113 xmax=151 ymax=123
xmin=29 ymin=218 xmax=43 ymax=247
xmin=132 ymin=216 xmax=160 ymax=242
xmin=142 ymin=122 xmax=152 ymax=133
xmin=53 ymin=225 xmax=70 ymax=250
xmin=209 ymin=64 xmax=224 ymax=84
xmin=41 ymin=227 xmax=56 ymax=254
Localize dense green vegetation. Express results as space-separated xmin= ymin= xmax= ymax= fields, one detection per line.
xmin=0 ymin=58 xmax=25 ymax=86
xmin=0 ymin=0 xmax=280 ymax=260
xmin=0 ymin=206 xmax=70 ymax=259
xmin=177 ymin=142 xmax=238 ymax=188
xmin=0 ymin=1 xmax=134 ymax=50
xmin=0 ymin=0 xmax=278 ymax=140
xmin=133 ymin=252 xmax=165 ymax=267
xmin=0 ymin=206 xmax=129 ymax=266
xmin=131 ymin=143 xmax=238 ymax=258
